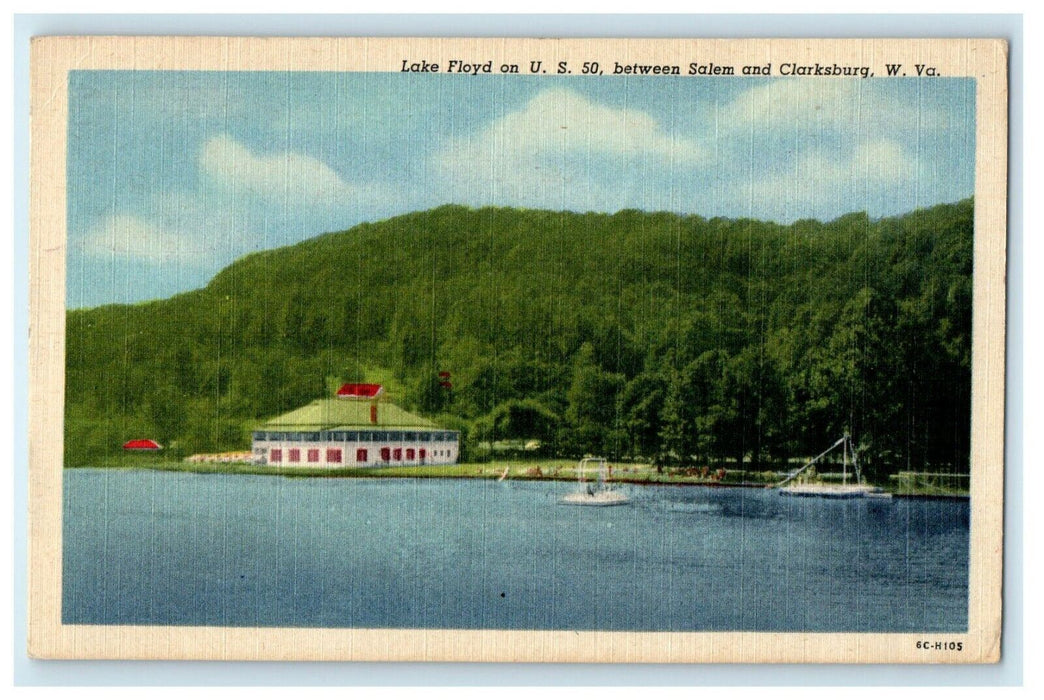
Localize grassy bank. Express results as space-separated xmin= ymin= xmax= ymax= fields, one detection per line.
xmin=887 ymin=472 xmax=970 ymax=498
xmin=64 ymin=459 xmax=970 ymax=497
xmin=66 ymin=458 xmax=790 ymax=487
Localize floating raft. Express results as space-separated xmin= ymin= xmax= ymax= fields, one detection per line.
xmin=560 ymin=490 xmax=630 ymax=507
xmin=559 ymin=457 xmax=631 ymax=506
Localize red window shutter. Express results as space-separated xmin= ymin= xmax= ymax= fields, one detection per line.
xmin=393 ymin=448 xmax=402 ymax=461
xmin=288 ymin=449 xmax=300 ymax=463
xmin=327 ymin=448 xmax=342 ymax=463
xmin=380 ymin=447 xmax=390 ymax=461
xmin=270 ymin=449 xmax=282 ymax=463
xmin=357 ymin=448 xmax=368 ymax=462
xmin=419 ymin=448 xmax=426 ymax=460
xmin=406 ymin=448 xmax=415 ymax=460
xmin=307 ymin=449 xmax=320 ymax=463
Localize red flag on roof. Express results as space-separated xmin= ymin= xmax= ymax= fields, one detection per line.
xmin=336 ymin=383 xmax=383 ymax=399
xmin=123 ymin=439 xmax=162 ymax=451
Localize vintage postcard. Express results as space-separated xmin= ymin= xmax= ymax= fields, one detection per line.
xmin=28 ymin=36 xmax=1007 ymax=663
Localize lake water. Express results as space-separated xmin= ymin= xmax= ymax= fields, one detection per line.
xmin=62 ymin=469 xmax=969 ymax=632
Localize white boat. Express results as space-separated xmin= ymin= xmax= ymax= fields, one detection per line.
xmin=560 ymin=457 xmax=630 ymax=506
xmin=777 ymin=434 xmax=885 ymax=499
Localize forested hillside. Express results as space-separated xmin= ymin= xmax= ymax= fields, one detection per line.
xmin=65 ymin=200 xmax=973 ymax=478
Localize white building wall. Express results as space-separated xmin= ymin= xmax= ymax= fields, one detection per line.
xmin=251 ymin=430 xmax=459 ymax=468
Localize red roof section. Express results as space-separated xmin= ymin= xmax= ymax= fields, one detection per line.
xmin=123 ymin=439 xmax=162 ymax=450
xmin=336 ymin=383 xmax=384 ymax=399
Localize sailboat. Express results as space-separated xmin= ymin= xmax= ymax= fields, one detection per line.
xmin=560 ymin=457 xmax=630 ymax=506
xmin=776 ymin=434 xmax=881 ymax=499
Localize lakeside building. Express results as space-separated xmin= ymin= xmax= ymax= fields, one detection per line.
xmin=250 ymin=383 xmax=459 ymax=468
xmin=123 ymin=439 xmax=162 ymax=451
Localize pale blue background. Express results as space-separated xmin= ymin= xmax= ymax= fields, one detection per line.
xmin=13 ymin=12 xmax=1023 ymax=686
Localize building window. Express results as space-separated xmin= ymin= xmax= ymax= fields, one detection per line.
xmin=406 ymin=448 xmax=415 ymax=460
xmin=288 ymin=449 xmax=300 ymax=463
xmin=270 ymin=449 xmax=282 ymax=463
xmin=307 ymin=449 xmax=320 ymax=463
xmin=380 ymin=447 xmax=391 ymax=461
xmin=327 ymin=448 xmax=342 ymax=463
xmin=356 ymin=448 xmax=368 ymax=463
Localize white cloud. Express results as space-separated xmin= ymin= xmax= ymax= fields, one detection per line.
xmin=77 ymin=136 xmax=410 ymax=271
xmin=787 ymin=139 xmax=915 ymax=185
xmin=199 ymin=134 xmax=369 ymax=207
xmin=435 ymin=88 xmax=703 ymax=210
xmin=717 ymin=80 xmax=946 ymax=136
xmin=80 ymin=214 xmax=210 ymax=264
xmin=733 ymin=138 xmax=919 ymax=221
xmin=851 ymin=139 xmax=913 ymax=180
xmin=448 ymin=88 xmax=702 ymax=165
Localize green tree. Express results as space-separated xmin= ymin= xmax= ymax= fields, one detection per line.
xmin=563 ymin=343 xmax=625 ymax=457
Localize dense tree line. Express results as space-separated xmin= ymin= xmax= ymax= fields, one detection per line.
xmin=65 ymin=200 xmax=973 ymax=480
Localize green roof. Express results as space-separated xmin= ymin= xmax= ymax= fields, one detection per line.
xmin=262 ymin=398 xmax=436 ymax=431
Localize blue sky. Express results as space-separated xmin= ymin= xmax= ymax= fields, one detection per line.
xmin=67 ymin=71 xmax=975 ymax=308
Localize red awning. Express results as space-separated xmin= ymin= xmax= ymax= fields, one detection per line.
xmin=123 ymin=439 xmax=162 ymax=450
xmin=336 ymin=383 xmax=384 ymax=399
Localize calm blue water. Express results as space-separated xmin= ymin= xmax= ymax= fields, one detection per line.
xmin=62 ymin=469 xmax=969 ymax=632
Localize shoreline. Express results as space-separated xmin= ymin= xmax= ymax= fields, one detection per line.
xmin=63 ymin=461 xmax=970 ymax=499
